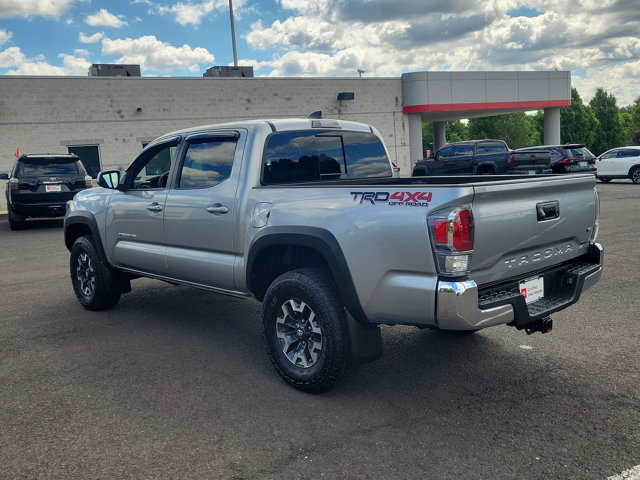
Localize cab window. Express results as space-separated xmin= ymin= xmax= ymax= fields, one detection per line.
xmin=127 ymin=141 xmax=178 ymax=189
xmin=178 ymin=137 xmax=238 ymax=189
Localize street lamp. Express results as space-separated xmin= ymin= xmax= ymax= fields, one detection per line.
xmin=229 ymin=0 xmax=238 ymax=67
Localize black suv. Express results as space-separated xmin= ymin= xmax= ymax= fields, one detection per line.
xmin=1 ymin=154 xmax=92 ymax=230
xmin=514 ymin=144 xmax=596 ymax=174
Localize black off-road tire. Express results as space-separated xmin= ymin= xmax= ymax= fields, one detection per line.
xmin=8 ymin=207 xmax=25 ymax=231
xmin=70 ymin=235 xmax=121 ymax=311
xmin=476 ymin=166 xmax=494 ymax=175
xmin=630 ymin=167 xmax=640 ymax=184
xmin=262 ymin=268 xmax=353 ymax=393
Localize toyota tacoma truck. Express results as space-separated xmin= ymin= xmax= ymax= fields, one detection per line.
xmin=63 ymin=118 xmax=603 ymax=392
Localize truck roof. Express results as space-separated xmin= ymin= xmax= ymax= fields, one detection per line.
xmin=151 ymin=118 xmax=375 ymax=146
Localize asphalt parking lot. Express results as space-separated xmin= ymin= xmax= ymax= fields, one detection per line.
xmin=0 ymin=181 xmax=638 ymax=479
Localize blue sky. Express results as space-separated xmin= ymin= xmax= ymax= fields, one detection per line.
xmin=1 ymin=0 xmax=640 ymax=105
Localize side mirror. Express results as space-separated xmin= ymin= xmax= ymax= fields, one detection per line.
xmin=97 ymin=170 xmax=121 ymax=189
xmin=0 ymin=173 xmax=9 ymax=180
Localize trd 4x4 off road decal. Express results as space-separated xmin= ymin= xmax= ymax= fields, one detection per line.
xmin=350 ymin=191 xmax=432 ymax=207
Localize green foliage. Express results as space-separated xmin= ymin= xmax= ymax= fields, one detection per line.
xmin=561 ymin=88 xmax=598 ymax=148
xmin=467 ymin=113 xmax=537 ymax=149
xmin=589 ymin=88 xmax=623 ymax=155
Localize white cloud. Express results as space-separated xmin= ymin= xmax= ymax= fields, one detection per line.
xmin=74 ymin=48 xmax=89 ymax=56
xmin=101 ymin=35 xmax=214 ymax=73
xmin=0 ymin=0 xmax=79 ymax=18
xmin=0 ymin=46 xmax=90 ymax=75
xmin=85 ymin=9 xmax=127 ymax=28
xmin=244 ymin=0 xmax=640 ymax=105
xmin=79 ymin=32 xmax=105 ymax=44
xmin=0 ymin=28 xmax=11 ymax=46
xmin=154 ymin=0 xmax=247 ymax=26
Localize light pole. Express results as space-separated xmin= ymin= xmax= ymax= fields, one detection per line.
xmin=229 ymin=0 xmax=238 ymax=67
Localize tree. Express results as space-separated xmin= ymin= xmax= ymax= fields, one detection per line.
xmin=589 ymin=88 xmax=623 ymax=155
xmin=467 ymin=113 xmax=537 ymax=148
xmin=561 ymin=88 xmax=598 ymax=148
xmin=621 ymin=96 xmax=640 ymax=145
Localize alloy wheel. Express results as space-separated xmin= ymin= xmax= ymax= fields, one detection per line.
xmin=76 ymin=252 xmax=95 ymax=297
xmin=276 ymin=299 xmax=323 ymax=368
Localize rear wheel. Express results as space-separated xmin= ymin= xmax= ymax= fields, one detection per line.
xmin=262 ymin=268 xmax=353 ymax=393
xmin=70 ymin=235 xmax=121 ymax=310
xmin=8 ymin=207 xmax=25 ymax=231
xmin=630 ymin=167 xmax=640 ymax=184
xmin=598 ymin=177 xmax=612 ymax=183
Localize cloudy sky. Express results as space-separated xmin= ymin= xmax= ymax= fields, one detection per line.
xmin=1 ymin=0 xmax=639 ymax=105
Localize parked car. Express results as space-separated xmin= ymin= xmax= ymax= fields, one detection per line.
xmin=515 ymin=144 xmax=597 ymax=174
xmin=412 ymin=139 xmax=550 ymax=176
xmin=64 ymin=118 xmax=602 ymax=392
xmin=1 ymin=154 xmax=92 ymax=230
xmin=595 ymin=146 xmax=640 ymax=184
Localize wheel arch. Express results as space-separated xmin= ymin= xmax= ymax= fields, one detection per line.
xmin=64 ymin=213 xmax=107 ymax=260
xmin=474 ymin=162 xmax=497 ymax=174
xmin=247 ymin=226 xmax=369 ymax=324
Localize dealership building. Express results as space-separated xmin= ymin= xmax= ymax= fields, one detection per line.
xmin=0 ymin=69 xmax=570 ymax=212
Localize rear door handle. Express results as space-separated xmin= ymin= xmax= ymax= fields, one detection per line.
xmin=206 ymin=204 xmax=229 ymax=214
xmin=146 ymin=202 xmax=163 ymax=212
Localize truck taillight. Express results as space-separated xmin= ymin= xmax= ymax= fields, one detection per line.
xmin=508 ymin=154 xmax=515 ymax=166
xmin=428 ymin=205 xmax=474 ymax=276
xmin=85 ymin=175 xmax=93 ymax=188
xmin=9 ymin=177 xmax=19 ymax=190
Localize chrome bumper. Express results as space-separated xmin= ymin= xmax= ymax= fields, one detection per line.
xmin=436 ymin=243 xmax=604 ymax=331
xmin=436 ymin=280 xmax=514 ymax=331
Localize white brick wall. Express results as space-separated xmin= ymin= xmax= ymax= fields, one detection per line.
xmin=0 ymin=76 xmax=410 ymax=212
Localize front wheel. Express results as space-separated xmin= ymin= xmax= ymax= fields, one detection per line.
xmin=70 ymin=235 xmax=121 ymax=311
xmin=598 ymin=177 xmax=612 ymax=183
xmin=630 ymin=167 xmax=640 ymax=184
xmin=262 ymin=268 xmax=353 ymax=393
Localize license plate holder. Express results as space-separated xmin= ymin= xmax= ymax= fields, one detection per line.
xmin=45 ymin=185 xmax=62 ymax=192
xmin=519 ymin=276 xmax=544 ymax=304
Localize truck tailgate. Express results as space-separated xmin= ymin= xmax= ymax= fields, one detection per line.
xmin=470 ymin=174 xmax=597 ymax=286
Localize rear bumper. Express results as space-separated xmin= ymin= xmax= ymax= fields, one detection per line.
xmin=436 ymin=243 xmax=603 ymax=331
xmin=11 ymin=201 xmax=69 ymax=218
xmin=10 ymin=193 xmax=76 ymax=218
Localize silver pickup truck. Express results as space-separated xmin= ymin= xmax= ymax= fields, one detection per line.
xmin=64 ymin=118 xmax=603 ymax=392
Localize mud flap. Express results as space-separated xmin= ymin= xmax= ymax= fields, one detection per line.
xmin=346 ymin=312 xmax=382 ymax=365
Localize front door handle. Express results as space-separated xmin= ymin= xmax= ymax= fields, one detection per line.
xmin=147 ymin=202 xmax=163 ymax=212
xmin=206 ymin=204 xmax=229 ymax=214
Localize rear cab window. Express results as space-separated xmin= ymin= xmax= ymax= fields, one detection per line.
xmin=262 ymin=130 xmax=391 ymax=184
xmin=476 ymin=141 xmax=507 ymax=154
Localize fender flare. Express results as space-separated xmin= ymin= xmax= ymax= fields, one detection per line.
xmin=247 ymin=226 xmax=369 ymax=325
xmin=64 ymin=212 xmax=108 ymax=262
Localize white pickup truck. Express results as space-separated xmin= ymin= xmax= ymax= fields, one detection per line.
xmin=64 ymin=118 xmax=603 ymax=392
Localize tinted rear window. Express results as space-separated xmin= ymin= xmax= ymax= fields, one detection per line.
xmin=18 ymin=158 xmax=80 ymax=176
xmin=262 ymin=130 xmax=390 ymax=184
xmin=562 ymin=147 xmax=594 ymax=158
xmin=477 ymin=141 xmax=507 ymax=153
